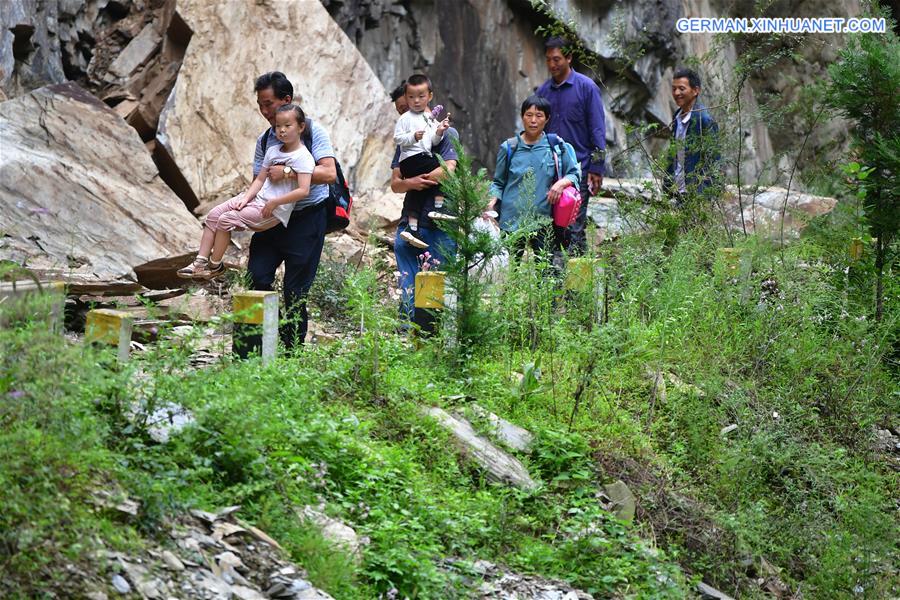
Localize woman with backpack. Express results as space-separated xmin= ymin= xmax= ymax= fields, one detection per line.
xmin=485 ymin=94 xmax=581 ymax=258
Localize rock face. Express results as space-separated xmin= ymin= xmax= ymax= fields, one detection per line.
xmin=0 ymin=0 xmax=863 ymax=291
xmin=0 ymin=0 xmax=184 ymax=102
xmin=0 ymin=83 xmax=200 ymax=282
xmin=0 ymin=0 xmax=93 ymax=97
xmin=157 ymin=0 xmax=397 ymax=207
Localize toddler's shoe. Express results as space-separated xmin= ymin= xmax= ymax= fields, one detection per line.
xmin=400 ymin=230 xmax=429 ymax=249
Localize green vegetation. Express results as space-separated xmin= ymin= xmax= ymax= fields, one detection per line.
xmin=825 ymin=10 xmax=900 ymax=320
xmin=3 ymin=194 xmax=897 ymax=598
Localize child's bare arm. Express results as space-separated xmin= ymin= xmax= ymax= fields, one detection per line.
xmin=236 ymin=169 xmax=268 ymax=209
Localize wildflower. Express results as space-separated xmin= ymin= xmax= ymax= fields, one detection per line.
xmin=7 ymin=390 xmax=26 ymax=399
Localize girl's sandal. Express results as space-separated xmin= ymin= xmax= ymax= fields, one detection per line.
xmin=177 ymin=257 xmax=209 ymax=279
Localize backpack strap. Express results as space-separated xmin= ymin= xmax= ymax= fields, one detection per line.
xmin=259 ymin=128 xmax=270 ymax=155
xmin=302 ymin=118 xmax=314 ymax=154
xmin=547 ymin=133 xmax=563 ymax=180
xmin=504 ymin=133 xmax=567 ymax=181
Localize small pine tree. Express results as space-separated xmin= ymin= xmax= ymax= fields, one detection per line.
xmin=826 ymin=8 xmax=900 ymax=320
xmin=435 ymin=139 xmax=503 ymax=355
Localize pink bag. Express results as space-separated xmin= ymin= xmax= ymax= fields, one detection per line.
xmin=547 ymin=142 xmax=582 ymax=227
xmin=553 ymin=185 xmax=582 ymax=227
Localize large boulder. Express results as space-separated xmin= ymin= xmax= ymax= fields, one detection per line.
xmin=0 ymin=82 xmax=200 ymax=282
xmin=157 ymin=0 xmax=397 ymax=207
xmin=351 ymin=190 xmax=404 ymax=232
xmin=720 ymin=186 xmax=838 ymax=236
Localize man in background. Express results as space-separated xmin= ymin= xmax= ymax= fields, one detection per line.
xmin=536 ymin=36 xmax=606 ymax=255
xmin=664 ymin=67 xmax=720 ymax=203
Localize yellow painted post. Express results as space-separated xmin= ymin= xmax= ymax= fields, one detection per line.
xmin=564 ymin=258 xmax=602 ymax=293
xmin=564 ymin=258 xmax=606 ymax=322
xmin=232 ymin=291 xmax=278 ymax=364
xmin=849 ymin=237 xmax=864 ymax=261
xmin=85 ymin=308 xmax=133 ymax=362
xmin=717 ymin=248 xmax=754 ymax=304
xmin=717 ymin=248 xmax=743 ymax=276
xmin=414 ymin=271 xmax=446 ymax=309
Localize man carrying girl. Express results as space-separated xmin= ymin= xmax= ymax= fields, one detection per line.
xmin=178 ymin=104 xmax=314 ymax=279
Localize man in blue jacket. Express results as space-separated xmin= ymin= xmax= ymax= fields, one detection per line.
xmin=664 ymin=68 xmax=721 ymax=202
xmin=536 ymin=36 xmax=606 ymax=255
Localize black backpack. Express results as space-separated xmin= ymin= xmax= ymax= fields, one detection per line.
xmin=259 ymin=119 xmax=352 ymax=233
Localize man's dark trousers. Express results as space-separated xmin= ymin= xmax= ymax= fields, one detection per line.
xmin=248 ymin=202 xmax=326 ymax=349
xmin=566 ymin=179 xmax=591 ymax=255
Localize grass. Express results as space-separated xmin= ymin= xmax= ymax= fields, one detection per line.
xmin=1 ymin=209 xmax=897 ymax=598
